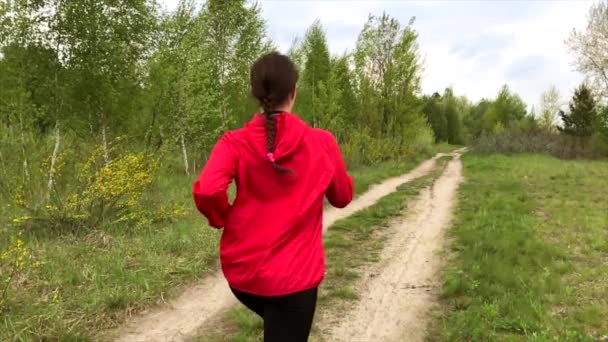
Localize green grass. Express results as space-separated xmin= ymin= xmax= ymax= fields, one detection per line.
xmin=430 ymin=154 xmax=608 ymax=341
xmin=434 ymin=142 xmax=463 ymax=154
xmin=1 ymin=171 xmax=221 ymax=341
xmin=0 ymin=148 xmax=460 ymax=341
xmin=196 ymin=156 xmax=453 ymax=342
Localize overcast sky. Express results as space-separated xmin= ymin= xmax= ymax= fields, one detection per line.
xmin=160 ymin=0 xmax=593 ymax=109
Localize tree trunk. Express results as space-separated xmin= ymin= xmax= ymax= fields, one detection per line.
xmin=19 ymin=112 xmax=29 ymax=183
xmin=101 ymin=112 xmax=109 ymax=165
xmin=181 ymin=134 xmax=190 ymax=175
xmin=146 ymin=91 xmax=163 ymax=151
xmin=46 ymin=121 xmax=61 ymax=203
xmin=146 ymin=106 xmax=159 ymax=150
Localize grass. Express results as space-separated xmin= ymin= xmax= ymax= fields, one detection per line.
xmin=0 ymin=146 xmax=459 ymax=341
xmin=430 ymin=154 xmax=608 ymax=341
xmin=1 ymin=171 xmax=222 ymax=341
xmin=196 ymin=156 xmax=453 ymax=342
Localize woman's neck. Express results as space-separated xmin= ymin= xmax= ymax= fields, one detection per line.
xmin=263 ymin=106 xmax=291 ymax=114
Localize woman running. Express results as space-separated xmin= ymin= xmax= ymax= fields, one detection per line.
xmin=193 ymin=52 xmax=354 ymax=342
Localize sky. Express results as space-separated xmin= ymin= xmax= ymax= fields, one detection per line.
xmin=160 ymin=0 xmax=594 ymax=109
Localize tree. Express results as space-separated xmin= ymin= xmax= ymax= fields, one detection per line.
xmin=177 ymin=0 xmax=273 ymax=171
xmin=539 ymin=85 xmax=562 ymax=131
xmin=422 ymin=93 xmax=448 ymax=142
xmin=287 ymin=37 xmax=305 ymax=75
xmin=297 ymin=20 xmax=331 ymax=127
xmin=58 ymin=0 xmax=158 ymax=163
xmin=559 ymin=83 xmax=597 ymax=137
xmin=567 ymin=1 xmax=608 ymax=100
xmin=482 ymin=85 xmax=527 ymax=133
xmin=0 ymin=0 xmax=76 ymax=200
xmin=597 ymin=105 xmax=608 ymax=142
xmin=145 ymin=0 xmax=196 ymax=173
xmin=317 ymin=55 xmax=358 ymax=139
xmin=331 ymin=56 xmax=358 ymax=123
xmin=442 ymin=88 xmax=463 ymax=144
xmin=464 ymin=99 xmax=492 ymax=140
xmin=354 ymin=14 xmax=425 ymax=140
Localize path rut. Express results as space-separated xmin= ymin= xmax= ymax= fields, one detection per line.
xmin=113 ymin=154 xmax=444 ymax=342
xmin=321 ymin=151 xmax=464 ymax=342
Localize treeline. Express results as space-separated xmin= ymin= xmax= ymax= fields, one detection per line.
xmin=0 ymin=0 xmax=436 ymax=230
xmin=422 ymin=85 xmax=531 ymax=145
xmin=426 ymin=82 xmax=608 ymax=158
xmin=467 ymin=1 xmax=608 ymax=158
xmin=1 ymin=0 xmax=607 ymax=231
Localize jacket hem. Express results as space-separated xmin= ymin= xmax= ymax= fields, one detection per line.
xmin=228 ymin=278 xmax=323 ymax=297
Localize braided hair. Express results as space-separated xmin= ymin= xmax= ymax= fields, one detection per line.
xmin=250 ymin=52 xmax=299 ymax=173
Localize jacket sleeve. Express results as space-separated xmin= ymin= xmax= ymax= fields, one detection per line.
xmin=192 ymin=135 xmax=236 ymax=228
xmin=325 ymin=133 xmax=354 ymax=208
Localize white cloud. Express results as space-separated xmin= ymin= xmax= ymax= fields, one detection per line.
xmin=160 ymin=0 xmax=594 ymax=108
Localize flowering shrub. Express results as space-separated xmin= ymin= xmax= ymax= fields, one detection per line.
xmin=8 ymin=138 xmax=162 ymax=232
xmin=0 ymin=231 xmax=33 ymax=311
xmin=6 ymin=134 xmax=190 ymax=233
xmin=40 ymin=148 xmax=159 ymax=230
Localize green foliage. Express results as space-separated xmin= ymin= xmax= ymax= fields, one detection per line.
xmin=466 ymin=83 xmax=608 ymax=158
xmin=423 ymin=93 xmax=448 ymax=142
xmin=464 ymin=99 xmax=492 ymax=140
xmin=356 ymin=13 xmax=409 ymax=135
xmin=350 ymin=13 xmax=432 ymax=157
xmin=297 ymin=20 xmax=332 ymax=126
xmin=422 ymin=88 xmax=466 ymax=144
xmin=483 ymin=85 xmax=528 ymax=132
xmin=596 ymin=105 xmax=608 ymax=142
xmin=285 ymin=13 xmax=433 ymax=165
xmin=342 ymin=129 xmax=399 ymax=166
xmin=559 ymin=83 xmax=597 ymax=137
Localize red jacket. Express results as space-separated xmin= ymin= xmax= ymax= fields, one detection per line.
xmin=193 ymin=113 xmax=353 ymax=296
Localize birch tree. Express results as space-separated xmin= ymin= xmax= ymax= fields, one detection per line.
xmin=567 ymin=1 xmax=608 ymax=101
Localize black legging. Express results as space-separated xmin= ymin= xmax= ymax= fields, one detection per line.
xmin=230 ymin=286 xmax=318 ymax=342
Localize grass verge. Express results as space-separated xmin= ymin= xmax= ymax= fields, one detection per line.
xmin=429 ymin=154 xmax=608 ymax=341
xmin=196 ymin=156 xmax=453 ymax=342
xmin=0 ymin=147 xmax=459 ymax=341
xmin=0 ymin=172 xmax=222 ymax=341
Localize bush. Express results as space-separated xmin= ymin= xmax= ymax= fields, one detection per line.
xmin=1 ymin=127 xmax=191 ymax=234
xmin=341 ymin=115 xmax=435 ymax=168
xmin=402 ymin=122 xmax=435 ymax=157
xmin=590 ymin=133 xmax=608 ymax=157
xmin=342 ymin=129 xmax=399 ymax=167
xmin=473 ymin=127 xmax=608 ymax=159
xmin=29 ymin=148 xmax=159 ymax=231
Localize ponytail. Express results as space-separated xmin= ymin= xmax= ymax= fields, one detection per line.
xmin=263 ymin=107 xmax=293 ymax=174
xmin=250 ymin=52 xmax=299 ymax=174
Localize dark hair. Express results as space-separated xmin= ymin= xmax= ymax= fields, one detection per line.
xmin=250 ymin=52 xmax=299 ymax=173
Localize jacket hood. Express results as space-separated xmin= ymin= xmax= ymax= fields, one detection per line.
xmin=244 ymin=112 xmax=308 ymax=161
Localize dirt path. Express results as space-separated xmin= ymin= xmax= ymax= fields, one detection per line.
xmin=321 ymin=152 xmax=463 ymax=342
xmin=113 ymin=154 xmax=444 ymax=342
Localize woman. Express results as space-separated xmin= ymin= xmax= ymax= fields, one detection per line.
xmin=192 ymin=52 xmax=354 ymax=341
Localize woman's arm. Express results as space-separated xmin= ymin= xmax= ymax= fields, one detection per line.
xmin=325 ymin=134 xmax=354 ymax=208
xmin=192 ymin=136 xmax=236 ymax=228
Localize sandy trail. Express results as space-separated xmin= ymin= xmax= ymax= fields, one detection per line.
xmin=322 ymin=151 xmax=463 ymax=342
xmin=113 ymin=154 xmax=444 ymax=342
